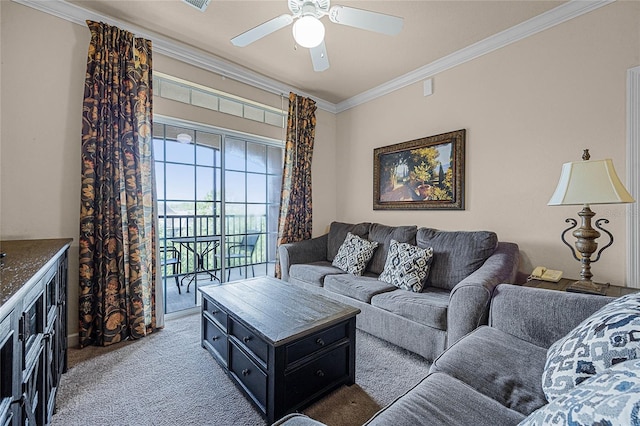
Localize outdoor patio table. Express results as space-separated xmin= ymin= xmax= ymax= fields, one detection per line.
xmin=170 ymin=235 xmax=221 ymax=291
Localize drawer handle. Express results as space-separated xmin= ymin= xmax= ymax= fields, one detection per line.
xmin=242 ymin=336 xmax=251 ymax=344
xmin=211 ymin=336 xmax=219 ymax=341
xmin=315 ymin=369 xmax=325 ymax=378
xmin=316 ymin=338 xmax=325 ymax=346
xmin=242 ymin=369 xmax=250 ymax=376
xmin=210 ymin=310 xmax=219 ymax=315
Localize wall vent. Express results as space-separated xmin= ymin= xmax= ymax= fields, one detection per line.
xmin=182 ymin=0 xmax=211 ymax=12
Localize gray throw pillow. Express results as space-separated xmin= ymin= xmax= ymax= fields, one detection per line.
xmin=327 ymin=221 xmax=371 ymax=262
xmin=331 ymin=232 xmax=379 ymax=276
xmin=417 ymin=228 xmax=498 ymax=290
xmin=378 ymin=240 xmax=434 ymax=292
xmin=367 ymin=223 xmax=418 ymax=275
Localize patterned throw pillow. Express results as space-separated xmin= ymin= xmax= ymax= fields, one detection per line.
xmin=378 ymin=240 xmax=434 ymax=292
xmin=520 ymin=359 xmax=640 ymax=426
xmin=331 ymin=232 xmax=379 ymax=276
xmin=542 ymin=292 xmax=640 ymax=401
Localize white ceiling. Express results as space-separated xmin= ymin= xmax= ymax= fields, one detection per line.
xmin=56 ymin=1 xmax=573 ymax=106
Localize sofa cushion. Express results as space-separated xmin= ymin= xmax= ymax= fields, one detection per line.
xmin=332 ymin=232 xmax=379 ymax=275
xmin=324 ymin=274 xmax=396 ymax=303
xmin=521 ymin=358 xmax=640 ymax=426
xmin=371 ymin=288 xmax=449 ymax=330
xmin=365 ymin=372 xmax=525 ymax=426
xmin=367 ymin=223 xmax=418 ymax=275
xmin=379 ymin=240 xmax=434 ymax=293
xmin=416 ymin=228 xmax=498 ymax=290
xmin=272 ymin=414 xmax=326 ymax=426
xmin=542 ymin=292 xmax=640 ymax=401
xmin=327 ymin=221 xmax=371 ymax=262
xmin=431 ymin=326 xmax=548 ymax=416
xmin=289 ymin=261 xmax=345 ymax=287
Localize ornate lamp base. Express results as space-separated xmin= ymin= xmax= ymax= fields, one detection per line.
xmin=566 ymin=279 xmax=610 ymax=296
xmin=560 ymin=204 xmax=615 ymax=297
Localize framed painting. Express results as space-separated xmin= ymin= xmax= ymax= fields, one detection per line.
xmin=373 ymin=129 xmax=465 ymax=210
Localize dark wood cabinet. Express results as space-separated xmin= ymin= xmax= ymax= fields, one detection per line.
xmin=200 ymin=277 xmax=359 ymax=424
xmin=0 ymin=312 xmax=16 ymax=426
xmin=0 ymin=239 xmax=71 ymax=426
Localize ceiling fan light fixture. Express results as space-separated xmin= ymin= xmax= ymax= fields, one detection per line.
xmin=292 ymin=16 xmax=325 ymax=48
xmin=176 ymin=133 xmax=193 ymax=144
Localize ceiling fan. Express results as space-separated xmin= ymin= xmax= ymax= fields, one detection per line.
xmin=230 ymin=0 xmax=404 ymax=72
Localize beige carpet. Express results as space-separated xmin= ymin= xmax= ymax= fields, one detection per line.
xmin=54 ymin=314 xmax=430 ymax=426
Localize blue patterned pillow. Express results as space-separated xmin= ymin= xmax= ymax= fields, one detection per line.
xmin=521 ymin=359 xmax=640 ymax=425
xmin=542 ymin=292 xmax=640 ymax=401
xmin=331 ymin=232 xmax=379 ymax=276
xmin=378 ymin=240 xmax=434 ymax=292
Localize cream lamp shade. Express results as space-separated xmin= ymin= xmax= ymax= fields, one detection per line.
xmin=548 ymin=159 xmax=635 ymax=206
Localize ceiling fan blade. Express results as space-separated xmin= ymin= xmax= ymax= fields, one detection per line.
xmin=310 ymin=41 xmax=329 ymax=72
xmin=231 ymin=14 xmax=294 ymax=47
xmin=329 ymin=5 xmax=403 ymax=36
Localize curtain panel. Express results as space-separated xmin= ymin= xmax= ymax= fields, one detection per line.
xmin=79 ymin=21 xmax=156 ymax=347
xmin=275 ymin=92 xmax=317 ymax=278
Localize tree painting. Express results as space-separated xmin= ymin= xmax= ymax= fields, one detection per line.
xmin=379 ymin=142 xmax=453 ymax=202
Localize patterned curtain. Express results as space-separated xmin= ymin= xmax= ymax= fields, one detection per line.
xmin=275 ymin=92 xmax=317 ymax=278
xmin=79 ymin=21 xmax=155 ymax=347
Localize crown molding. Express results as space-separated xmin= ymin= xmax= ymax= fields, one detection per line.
xmin=11 ymin=0 xmax=615 ymax=115
xmin=11 ymin=0 xmax=337 ymax=113
xmin=335 ymin=0 xmax=615 ymax=113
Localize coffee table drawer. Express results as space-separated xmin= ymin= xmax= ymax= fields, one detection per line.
xmin=284 ymin=344 xmax=349 ymax=409
xmin=203 ymin=297 xmax=227 ymax=332
xmin=203 ymin=317 xmax=228 ymax=366
xmin=230 ymin=342 xmax=268 ymax=410
xmin=230 ymin=319 xmax=268 ymax=365
xmin=286 ymin=322 xmax=349 ymax=365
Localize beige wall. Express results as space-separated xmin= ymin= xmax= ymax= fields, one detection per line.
xmin=1 ymin=1 xmax=87 ymax=337
xmin=0 ymin=1 xmax=337 ymax=338
xmin=335 ymin=1 xmax=640 ymax=285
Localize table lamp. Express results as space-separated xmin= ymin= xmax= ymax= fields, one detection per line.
xmin=548 ymin=149 xmax=635 ymax=295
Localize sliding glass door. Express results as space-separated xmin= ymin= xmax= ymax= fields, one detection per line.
xmin=154 ymin=121 xmax=283 ymax=314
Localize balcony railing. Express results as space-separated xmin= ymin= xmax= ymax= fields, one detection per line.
xmin=158 ymin=214 xmax=272 ymax=281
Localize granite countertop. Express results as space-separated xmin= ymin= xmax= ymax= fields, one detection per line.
xmin=0 ymin=239 xmax=72 ymax=310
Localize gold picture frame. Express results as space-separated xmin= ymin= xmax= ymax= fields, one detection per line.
xmin=373 ymin=129 xmax=465 ymax=210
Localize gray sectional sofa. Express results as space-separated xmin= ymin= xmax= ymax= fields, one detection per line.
xmin=276 ymin=284 xmax=638 ymax=426
xmin=278 ymin=221 xmax=520 ymax=361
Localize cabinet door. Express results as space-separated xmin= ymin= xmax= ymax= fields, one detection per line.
xmin=21 ymin=348 xmax=44 ymax=426
xmin=43 ymin=316 xmax=57 ymax=422
xmin=43 ymin=263 xmax=60 ymax=422
xmin=55 ymin=253 xmax=68 ymax=376
xmin=0 ymin=313 xmax=16 ymax=426
xmin=21 ymin=289 xmax=45 ymax=426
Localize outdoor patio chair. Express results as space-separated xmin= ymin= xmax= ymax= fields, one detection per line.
xmin=223 ymin=234 xmax=260 ymax=280
xmin=160 ymin=245 xmax=182 ymax=293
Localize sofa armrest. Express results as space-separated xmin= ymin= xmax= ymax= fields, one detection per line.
xmin=446 ymin=242 xmax=520 ymax=347
xmin=278 ymin=234 xmax=329 ymax=282
xmin=489 ymin=284 xmax=614 ymax=349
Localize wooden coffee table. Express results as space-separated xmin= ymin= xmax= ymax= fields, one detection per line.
xmin=199 ymin=276 xmax=360 ymax=423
